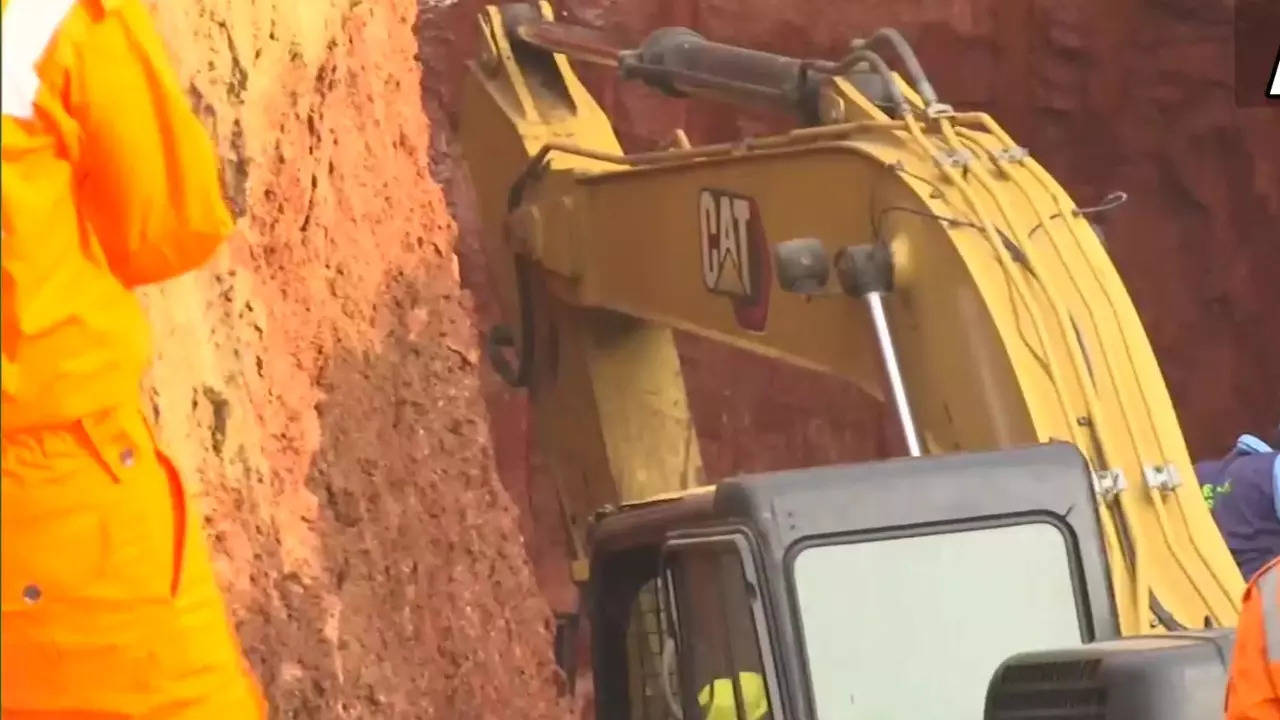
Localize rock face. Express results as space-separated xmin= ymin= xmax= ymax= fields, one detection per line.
xmin=133 ymin=0 xmax=1276 ymax=716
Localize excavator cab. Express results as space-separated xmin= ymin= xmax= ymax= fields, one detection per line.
xmin=583 ymin=443 xmax=1233 ymax=719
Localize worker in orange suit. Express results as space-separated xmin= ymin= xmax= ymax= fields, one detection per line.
xmin=1226 ymin=554 xmax=1280 ymax=719
xmin=1 ymin=0 xmax=266 ymax=717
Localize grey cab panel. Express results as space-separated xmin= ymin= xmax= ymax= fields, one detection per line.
xmin=986 ymin=629 xmax=1236 ymax=720
xmin=586 ymin=442 xmax=1122 ymax=720
xmin=712 ymin=442 xmax=1119 ymax=642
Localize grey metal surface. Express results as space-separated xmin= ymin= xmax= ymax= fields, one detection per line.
xmin=985 ymin=629 xmax=1236 ymax=720
xmin=589 ymin=443 xmax=1119 ymax=720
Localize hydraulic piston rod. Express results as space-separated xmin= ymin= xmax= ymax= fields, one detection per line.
xmin=773 ymin=238 xmax=923 ymax=456
xmin=865 ymin=290 xmax=923 ymax=457
xmin=500 ymin=8 xmax=911 ymax=121
xmin=506 ymin=13 xmax=822 ymax=118
xmin=836 ymin=244 xmax=923 ymax=457
xmin=501 ymin=7 xmax=921 ymax=120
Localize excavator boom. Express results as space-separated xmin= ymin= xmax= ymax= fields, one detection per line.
xmin=459 ymin=1 xmax=1241 ymax=654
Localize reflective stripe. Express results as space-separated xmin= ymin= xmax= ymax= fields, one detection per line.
xmin=1260 ymin=565 xmax=1280 ymax=663
xmin=1 ymin=0 xmax=78 ymax=119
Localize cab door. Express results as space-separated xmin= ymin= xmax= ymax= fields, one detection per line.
xmin=658 ymin=534 xmax=785 ymax=720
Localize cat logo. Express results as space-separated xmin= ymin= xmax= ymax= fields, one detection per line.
xmin=698 ymin=188 xmax=772 ymax=332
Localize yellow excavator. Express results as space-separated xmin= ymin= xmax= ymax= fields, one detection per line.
xmin=458 ymin=4 xmax=1246 ymax=718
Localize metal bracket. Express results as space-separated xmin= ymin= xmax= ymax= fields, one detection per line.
xmin=993 ymin=146 xmax=1030 ymax=163
xmin=925 ymin=102 xmax=955 ymax=118
xmin=1143 ymin=465 xmax=1181 ymax=492
xmin=1093 ymin=469 xmax=1127 ymax=499
xmin=933 ymin=148 xmax=974 ymax=168
xmin=818 ymin=89 xmax=847 ymax=124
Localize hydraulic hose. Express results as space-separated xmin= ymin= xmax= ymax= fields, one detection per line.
xmin=934 ymin=116 xmax=1174 ymax=629
xmin=948 ymin=118 xmax=1241 ymax=617
xmin=803 ymin=48 xmax=909 ymax=116
xmin=945 ymin=121 xmax=1234 ymax=625
xmin=899 ymin=117 xmax=1080 ymax=442
xmin=949 ymin=133 xmax=1216 ymax=626
xmin=900 ymin=112 xmax=1148 ymax=629
xmin=849 ymin=28 xmax=940 ymax=108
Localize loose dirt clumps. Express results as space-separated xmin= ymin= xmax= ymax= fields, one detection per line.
xmin=138 ymin=0 xmax=571 ymax=717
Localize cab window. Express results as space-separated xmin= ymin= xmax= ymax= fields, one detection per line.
xmin=790 ymin=522 xmax=1083 ymax=719
xmin=663 ymin=538 xmax=775 ymax=720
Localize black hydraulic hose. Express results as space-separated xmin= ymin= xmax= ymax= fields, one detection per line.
xmin=485 ymin=149 xmax=554 ymax=389
xmin=803 ymin=48 xmax=908 ymax=116
xmin=485 ymin=256 xmax=535 ymax=388
xmin=849 ymin=29 xmax=940 ymax=108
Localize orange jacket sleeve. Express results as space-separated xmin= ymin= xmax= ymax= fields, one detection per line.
xmin=71 ymin=0 xmax=234 ymax=288
xmin=1226 ymin=567 xmax=1280 ymax=719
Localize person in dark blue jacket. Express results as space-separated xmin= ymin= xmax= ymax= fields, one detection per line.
xmin=1195 ymin=423 xmax=1280 ymax=581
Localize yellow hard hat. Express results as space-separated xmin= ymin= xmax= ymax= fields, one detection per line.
xmin=697 ymin=671 xmax=769 ymax=720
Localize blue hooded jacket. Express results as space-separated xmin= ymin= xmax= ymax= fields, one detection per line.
xmin=1195 ymin=432 xmax=1280 ymax=581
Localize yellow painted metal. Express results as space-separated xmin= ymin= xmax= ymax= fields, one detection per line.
xmin=616 ymin=484 xmax=716 ymax=511
xmin=461 ymin=5 xmax=703 ymax=548
xmin=458 ymin=4 xmax=1244 ymax=636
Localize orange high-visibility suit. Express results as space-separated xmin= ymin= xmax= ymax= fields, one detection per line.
xmin=1226 ymin=555 xmax=1280 ymax=719
xmin=1 ymin=0 xmax=265 ymax=717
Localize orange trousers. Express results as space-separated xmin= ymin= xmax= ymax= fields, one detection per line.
xmin=1 ymin=405 xmax=265 ymax=719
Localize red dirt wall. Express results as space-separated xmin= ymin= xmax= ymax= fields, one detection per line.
xmin=138 ymin=0 xmax=570 ymax=717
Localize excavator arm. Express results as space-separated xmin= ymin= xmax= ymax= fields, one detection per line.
xmin=458 ymin=2 xmax=1243 ymax=637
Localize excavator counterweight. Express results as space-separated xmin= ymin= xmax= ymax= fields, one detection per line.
xmin=459 ymin=4 xmax=1244 ymax=717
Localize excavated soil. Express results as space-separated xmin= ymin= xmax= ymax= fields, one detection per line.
xmin=139 ymin=0 xmax=568 ymax=717
xmin=129 ymin=0 xmax=1276 ymax=717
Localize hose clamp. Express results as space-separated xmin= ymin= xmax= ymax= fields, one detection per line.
xmin=1093 ymin=469 xmax=1127 ymax=499
xmin=994 ymin=146 xmax=1030 ymax=163
xmin=1143 ymin=465 xmax=1181 ymax=492
xmin=933 ymin=148 xmax=974 ymax=168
